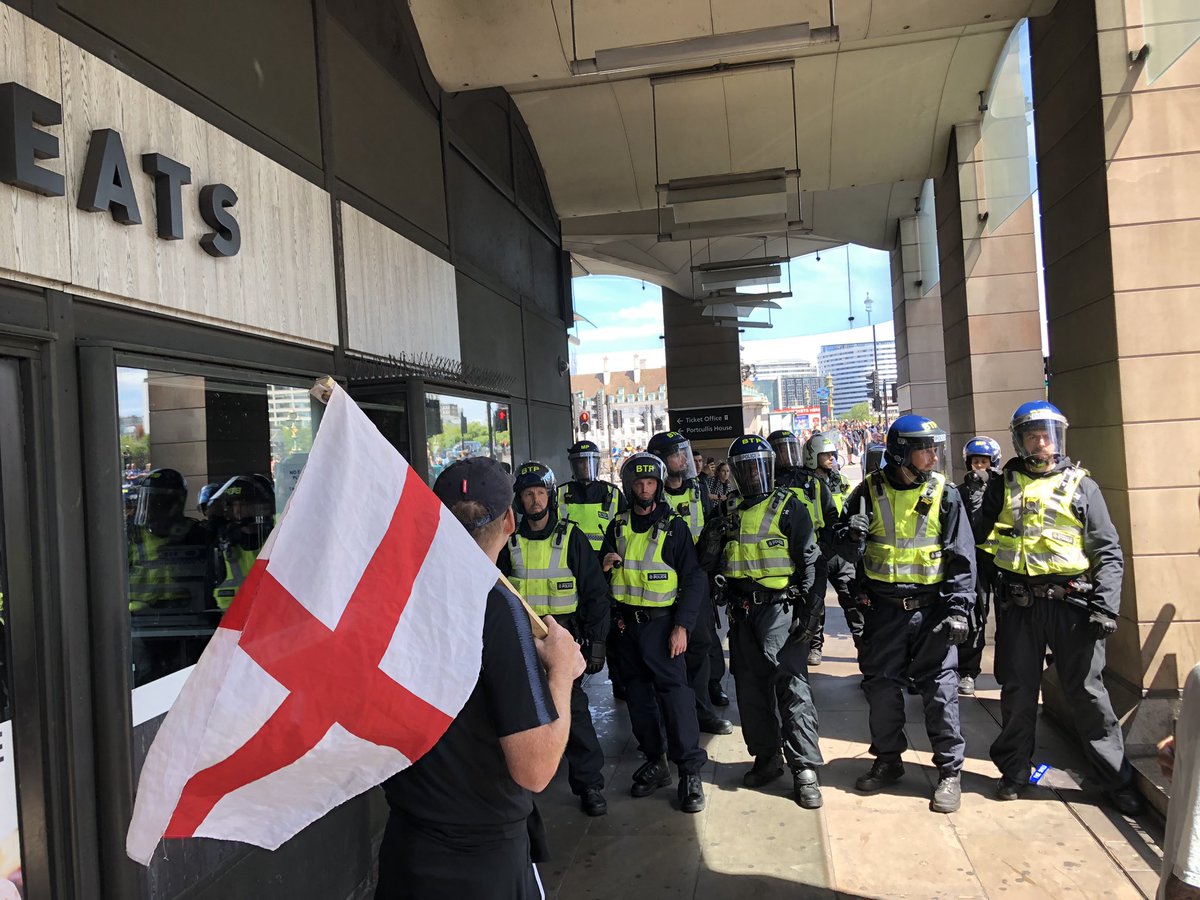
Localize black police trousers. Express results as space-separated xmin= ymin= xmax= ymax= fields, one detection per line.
xmin=612 ymin=613 xmax=708 ymax=774
xmin=957 ymin=553 xmax=996 ymax=679
xmin=810 ymin=554 xmax=865 ymax=652
xmin=990 ymin=599 xmax=1133 ymax=791
xmin=566 ymin=676 xmax=605 ymax=795
xmin=860 ymin=601 xmax=965 ymax=776
xmin=685 ymin=592 xmax=723 ymax=721
xmin=729 ymin=601 xmax=823 ymax=770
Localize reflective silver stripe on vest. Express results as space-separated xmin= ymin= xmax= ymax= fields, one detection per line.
xmin=614 ymin=517 xmax=676 ymax=603
xmin=509 ymin=526 xmax=576 ymax=612
xmin=723 ymin=557 xmax=794 ymax=573
xmin=994 ymin=467 xmax=1086 ymax=572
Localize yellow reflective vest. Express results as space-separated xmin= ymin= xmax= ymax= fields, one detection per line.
xmin=610 ymin=512 xmax=680 ymax=608
xmin=721 ymin=489 xmax=794 ymax=590
xmin=862 ymin=472 xmax=947 ymax=586
xmin=558 ymin=482 xmax=619 ymax=552
xmin=128 ymin=527 xmax=209 ymax=612
xmin=994 ymin=466 xmax=1090 ymax=578
xmin=786 ymin=472 xmax=825 ymax=530
xmin=665 ymin=482 xmax=704 ymax=543
xmin=507 ymin=520 xmax=579 ymax=616
xmin=215 ymin=544 xmax=258 ymax=611
xmin=827 ymin=473 xmax=851 ymax=515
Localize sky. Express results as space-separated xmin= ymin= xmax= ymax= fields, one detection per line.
xmin=570 ymin=243 xmax=894 ymax=371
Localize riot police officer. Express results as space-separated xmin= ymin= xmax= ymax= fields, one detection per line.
xmin=803 ymin=432 xmax=862 ymax=653
xmin=600 ymin=453 xmax=707 ymax=813
xmin=499 ymin=461 xmax=610 ymax=817
xmin=769 ymin=430 xmax=838 ymax=667
xmin=863 ymin=443 xmax=886 ymax=475
xmin=558 ymin=440 xmax=626 ymax=552
xmin=207 ymin=474 xmax=276 ymax=610
xmin=648 ymin=431 xmax=732 ymax=736
xmin=838 ymin=416 xmax=975 ymax=814
xmin=971 ymin=402 xmax=1142 ymax=814
xmin=702 ymin=435 xmax=824 ymax=809
xmin=956 ymin=436 xmax=1003 ymax=696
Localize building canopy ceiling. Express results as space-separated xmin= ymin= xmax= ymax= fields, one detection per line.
xmin=409 ymin=0 xmax=1055 ymax=299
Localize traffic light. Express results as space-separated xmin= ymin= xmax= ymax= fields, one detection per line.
xmin=612 ymin=409 xmax=623 ymax=429
xmin=579 ymin=410 xmax=590 ymax=434
xmin=493 ymin=407 xmax=509 ymax=432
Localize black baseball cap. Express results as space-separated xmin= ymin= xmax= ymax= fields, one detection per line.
xmin=433 ymin=457 xmax=514 ymax=527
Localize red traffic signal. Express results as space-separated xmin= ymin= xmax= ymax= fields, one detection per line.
xmin=579 ymin=411 xmax=590 ymax=423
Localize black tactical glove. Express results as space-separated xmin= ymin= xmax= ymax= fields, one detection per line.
xmin=964 ymin=470 xmax=984 ymax=487
xmin=847 ymin=513 xmax=870 ymax=540
xmin=584 ymin=639 xmax=606 ymax=675
xmin=933 ymin=614 xmax=970 ymax=645
xmin=1087 ymin=612 xmax=1118 ymax=640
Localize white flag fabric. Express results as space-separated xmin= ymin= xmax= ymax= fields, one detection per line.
xmin=127 ymin=383 xmax=499 ymax=864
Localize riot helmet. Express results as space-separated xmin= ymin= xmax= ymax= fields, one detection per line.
xmin=197 ymin=481 xmax=223 ymax=517
xmin=513 ymin=460 xmax=556 ymax=524
xmin=727 ymin=434 xmax=775 ymax=499
xmin=963 ymin=435 xmax=1002 ymax=471
xmin=567 ymin=440 xmax=601 ymax=483
xmin=134 ymin=468 xmax=188 ymax=534
xmin=620 ymin=453 xmax=666 ymax=511
xmin=647 ymin=431 xmax=697 ymax=482
xmin=863 ymin=443 xmax=886 ymax=475
xmin=802 ymin=431 xmax=840 ymax=473
xmin=884 ymin=415 xmax=947 ymax=484
xmin=767 ymin=430 xmax=803 ymax=470
xmin=209 ymin=475 xmax=276 ymax=551
xmin=1010 ymin=401 xmax=1068 ymax=474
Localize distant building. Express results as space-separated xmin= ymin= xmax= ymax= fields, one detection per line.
xmin=748 ymin=358 xmax=822 ymax=411
xmin=818 ymin=340 xmax=898 ymax=416
xmin=570 ymin=356 xmax=669 ymax=448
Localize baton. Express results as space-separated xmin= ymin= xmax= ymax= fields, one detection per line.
xmin=498 ymin=573 xmax=551 ymax=639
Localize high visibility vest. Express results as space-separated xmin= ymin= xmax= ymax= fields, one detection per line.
xmin=862 ymin=472 xmax=947 ymax=586
xmin=507 ymin=520 xmax=579 ymax=616
xmin=665 ymin=483 xmax=704 ymax=542
xmin=128 ymin=527 xmax=208 ymax=613
xmin=610 ymin=512 xmax=680 ymax=608
xmin=827 ymin=473 xmax=851 ymax=515
xmin=721 ymin=488 xmax=794 ymax=590
xmin=558 ymin=482 xmax=619 ymax=551
xmin=787 ymin=473 xmax=824 ymax=530
xmin=215 ymin=544 xmax=258 ymax=610
xmin=994 ymin=466 xmax=1090 ymax=578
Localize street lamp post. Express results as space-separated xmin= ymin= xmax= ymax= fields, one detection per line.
xmin=863 ymin=293 xmax=883 ymax=428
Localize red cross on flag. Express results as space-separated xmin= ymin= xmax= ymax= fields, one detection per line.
xmin=126 ymin=382 xmax=500 ymax=864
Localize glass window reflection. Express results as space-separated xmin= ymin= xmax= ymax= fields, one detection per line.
xmin=119 ymin=369 xmax=320 ymax=689
xmin=424 ymin=392 xmax=512 ymax=484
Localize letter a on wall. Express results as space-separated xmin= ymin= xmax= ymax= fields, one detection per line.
xmin=77 ymin=128 xmax=141 ymax=225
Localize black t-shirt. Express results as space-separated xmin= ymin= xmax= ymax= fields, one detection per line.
xmin=382 ymin=582 xmax=556 ymax=838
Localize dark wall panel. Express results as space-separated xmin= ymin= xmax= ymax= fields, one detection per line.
xmin=522 ymin=308 xmax=570 ymax=406
xmin=526 ymin=401 xmax=572 ymax=482
xmin=60 ymin=0 xmax=322 ymax=164
xmin=455 ymin=273 xmax=526 ymax=398
xmin=527 ymin=230 xmax=562 ymax=321
xmin=445 ymin=89 xmax=514 ymax=192
xmin=448 ymin=149 xmax=530 ymax=296
xmin=329 ymin=20 xmax=448 ymax=243
xmin=513 ymin=124 xmax=556 ymax=234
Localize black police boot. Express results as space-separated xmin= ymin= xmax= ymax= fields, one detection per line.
xmin=930 ymin=774 xmax=961 ymax=813
xmin=855 ymin=759 xmax=905 ymax=793
xmin=709 ymin=683 xmax=729 ymax=707
xmin=698 ymin=715 xmax=734 ymax=735
xmin=995 ymin=775 xmax=1025 ymax=801
xmin=612 ymin=684 xmax=628 ymax=702
xmin=793 ymin=767 xmax=823 ymax=810
xmin=580 ymin=788 xmax=608 ymax=817
xmin=1105 ymin=784 xmax=1145 ymax=817
xmin=678 ymin=774 xmax=705 ymax=814
xmin=630 ymin=757 xmax=672 ymax=798
xmin=743 ymin=753 xmax=785 ymax=788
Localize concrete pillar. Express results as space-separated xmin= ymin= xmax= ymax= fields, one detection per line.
xmin=662 ymin=287 xmax=744 ymax=455
xmin=936 ymin=124 xmax=1046 ymax=482
xmin=890 ymin=217 xmax=950 ymax=425
xmin=147 ymin=374 xmax=209 ymax=516
xmin=1030 ymin=0 xmax=1200 ymax=762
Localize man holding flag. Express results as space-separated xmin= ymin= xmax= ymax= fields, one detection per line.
xmin=126 ymin=384 xmax=584 ymax=900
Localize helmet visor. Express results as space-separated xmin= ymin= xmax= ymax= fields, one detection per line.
xmin=1013 ymin=420 xmax=1067 ymax=469
xmin=569 ymin=453 xmax=599 ymax=482
xmin=773 ymin=437 xmax=803 ymax=469
xmin=134 ymin=486 xmax=184 ymax=528
xmin=661 ymin=440 xmax=697 ymax=480
xmin=730 ymin=451 xmax=774 ymax=497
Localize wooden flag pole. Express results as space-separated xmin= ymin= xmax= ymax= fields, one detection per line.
xmin=308 ymin=377 xmax=549 ymax=640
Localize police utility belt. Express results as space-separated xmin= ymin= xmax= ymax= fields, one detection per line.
xmin=725 ymin=582 xmax=800 ymax=610
xmin=615 ymin=603 xmax=673 ymax=625
xmin=1002 ymin=577 xmax=1093 ymax=609
xmin=872 ymin=593 xmax=938 ymax=612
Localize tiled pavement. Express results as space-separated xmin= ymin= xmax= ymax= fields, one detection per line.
xmin=536 ymin=598 xmax=1166 ymax=899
